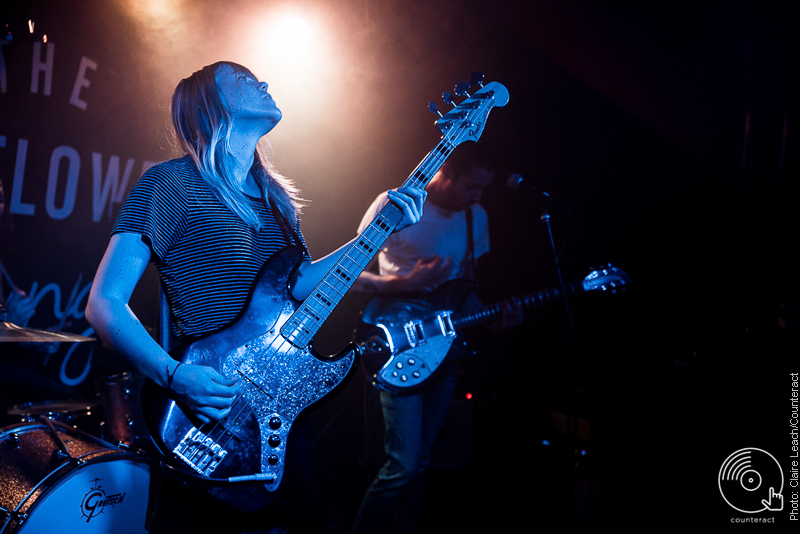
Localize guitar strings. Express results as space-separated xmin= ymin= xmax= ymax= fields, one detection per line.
xmin=183 ymin=121 xmax=461 ymax=470
xmin=194 ymin=231 xmax=403 ymax=465
xmin=173 ymin=89 xmax=494 ymax=478
xmin=199 ymin=150 xmax=447 ymax=461
xmin=204 ymin=333 xmax=295 ymax=456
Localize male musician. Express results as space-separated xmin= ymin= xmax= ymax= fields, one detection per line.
xmin=86 ymin=61 xmax=426 ymax=533
xmin=350 ymin=143 xmax=521 ymax=533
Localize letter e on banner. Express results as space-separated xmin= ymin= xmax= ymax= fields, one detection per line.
xmin=70 ymin=56 xmax=98 ymax=110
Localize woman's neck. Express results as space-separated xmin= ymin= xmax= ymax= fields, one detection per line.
xmin=227 ymin=127 xmax=261 ymax=193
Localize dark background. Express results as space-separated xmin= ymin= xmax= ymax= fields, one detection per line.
xmin=1 ymin=0 xmax=796 ymax=531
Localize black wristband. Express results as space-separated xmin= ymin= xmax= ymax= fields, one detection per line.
xmin=167 ymin=361 xmax=182 ymax=392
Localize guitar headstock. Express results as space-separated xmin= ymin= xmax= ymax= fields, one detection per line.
xmin=430 ymin=73 xmax=509 ymax=147
xmin=582 ymin=265 xmax=631 ymax=294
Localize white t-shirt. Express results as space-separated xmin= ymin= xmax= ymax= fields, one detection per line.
xmin=357 ymin=192 xmax=490 ymax=282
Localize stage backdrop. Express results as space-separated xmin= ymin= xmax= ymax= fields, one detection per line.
xmin=1 ymin=3 xmax=174 ymax=398
xmin=3 ymin=1 xmax=798 ymax=530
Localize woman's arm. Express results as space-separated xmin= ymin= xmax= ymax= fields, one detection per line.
xmin=290 ymin=187 xmax=426 ymax=300
xmin=86 ymin=232 xmax=239 ymax=424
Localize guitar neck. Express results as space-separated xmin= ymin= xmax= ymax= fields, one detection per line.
xmin=280 ymin=139 xmax=456 ymax=348
xmin=450 ymin=280 xmax=586 ymax=330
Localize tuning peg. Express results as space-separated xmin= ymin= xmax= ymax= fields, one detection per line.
xmin=428 ymin=102 xmax=443 ymax=117
xmin=454 ymin=81 xmax=471 ymax=97
xmin=469 ymin=72 xmax=485 ymax=87
xmin=443 ymin=92 xmax=456 ymax=107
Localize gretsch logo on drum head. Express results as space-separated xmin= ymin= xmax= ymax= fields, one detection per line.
xmin=80 ymin=477 xmax=127 ymax=523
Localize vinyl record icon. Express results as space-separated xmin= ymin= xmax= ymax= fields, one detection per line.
xmin=718 ymin=448 xmax=784 ymax=513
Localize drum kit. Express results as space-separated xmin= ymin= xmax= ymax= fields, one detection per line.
xmin=1 ymin=320 xmax=152 ymax=533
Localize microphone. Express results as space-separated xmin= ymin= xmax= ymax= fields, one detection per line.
xmin=507 ymin=174 xmax=559 ymax=205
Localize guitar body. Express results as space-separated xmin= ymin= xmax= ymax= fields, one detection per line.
xmin=144 ymin=247 xmax=360 ymax=511
xmin=355 ymin=265 xmax=630 ymax=394
xmin=356 ymin=279 xmax=476 ymax=395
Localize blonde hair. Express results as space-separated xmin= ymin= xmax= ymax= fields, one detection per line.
xmin=171 ymin=61 xmax=303 ymax=229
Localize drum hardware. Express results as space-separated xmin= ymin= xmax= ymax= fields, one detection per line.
xmin=38 ymin=416 xmax=84 ymax=466
xmin=39 ymin=416 xmax=69 ymax=454
xmin=0 ymin=506 xmax=25 ymax=526
xmin=6 ymin=400 xmax=97 ymax=429
xmin=0 ymin=429 xmax=20 ymax=445
xmin=113 ymin=440 xmax=151 ymax=462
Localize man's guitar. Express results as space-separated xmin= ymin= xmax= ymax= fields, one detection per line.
xmin=143 ymin=76 xmax=509 ymax=511
xmin=354 ymin=265 xmax=630 ymax=394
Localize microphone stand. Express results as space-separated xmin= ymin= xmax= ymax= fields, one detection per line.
xmin=539 ymin=209 xmax=579 ymax=364
xmin=539 ymin=207 xmax=598 ymax=524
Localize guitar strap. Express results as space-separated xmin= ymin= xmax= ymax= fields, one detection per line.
xmin=264 ymin=187 xmax=310 ymax=258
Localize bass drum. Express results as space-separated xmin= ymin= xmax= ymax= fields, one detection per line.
xmin=0 ymin=421 xmax=150 ymax=533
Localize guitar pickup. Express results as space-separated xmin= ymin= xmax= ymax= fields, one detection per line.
xmin=435 ymin=311 xmax=456 ymax=338
xmin=403 ymin=321 xmax=426 ymax=348
xmin=212 ymin=420 xmax=245 ymax=442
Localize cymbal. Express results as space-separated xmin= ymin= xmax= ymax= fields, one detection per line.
xmin=0 ymin=321 xmax=95 ymax=343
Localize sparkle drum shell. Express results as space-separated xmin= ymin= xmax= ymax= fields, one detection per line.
xmin=95 ymin=372 xmax=149 ymax=447
xmin=0 ymin=422 xmax=149 ymax=533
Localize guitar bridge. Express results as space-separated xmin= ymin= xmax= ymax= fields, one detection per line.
xmin=173 ymin=426 xmax=228 ymax=477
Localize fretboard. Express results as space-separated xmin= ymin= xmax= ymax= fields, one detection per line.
xmin=451 ymin=280 xmax=585 ymax=330
xmin=280 ymin=139 xmax=456 ymax=348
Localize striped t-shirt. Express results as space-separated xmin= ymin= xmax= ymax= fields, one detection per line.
xmin=112 ymin=156 xmax=308 ymax=342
